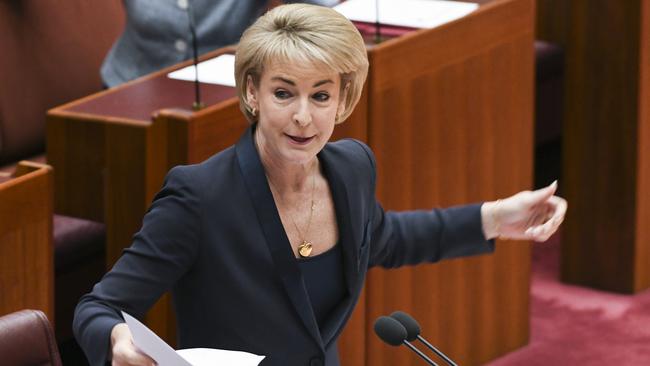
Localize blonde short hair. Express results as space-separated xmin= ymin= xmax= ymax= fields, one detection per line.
xmin=235 ymin=3 xmax=369 ymax=124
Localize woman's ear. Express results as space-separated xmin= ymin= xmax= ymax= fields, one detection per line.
xmin=336 ymin=82 xmax=351 ymax=121
xmin=246 ymin=75 xmax=259 ymax=111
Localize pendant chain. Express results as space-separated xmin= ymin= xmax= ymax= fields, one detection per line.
xmin=267 ymin=171 xmax=316 ymax=257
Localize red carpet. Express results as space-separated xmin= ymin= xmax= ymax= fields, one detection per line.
xmin=485 ymin=235 xmax=650 ymax=365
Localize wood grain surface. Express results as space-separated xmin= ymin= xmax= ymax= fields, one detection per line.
xmin=537 ymin=0 xmax=650 ymax=293
xmin=0 ymin=162 xmax=54 ymax=323
xmin=364 ymin=0 xmax=534 ymax=364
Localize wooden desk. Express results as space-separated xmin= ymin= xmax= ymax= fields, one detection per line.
xmin=537 ymin=0 xmax=650 ymax=293
xmin=0 ymin=162 xmax=54 ymax=323
xmin=47 ymin=0 xmax=534 ymax=363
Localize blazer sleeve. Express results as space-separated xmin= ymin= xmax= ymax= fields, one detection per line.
xmin=352 ymin=142 xmax=495 ymax=269
xmin=73 ymin=166 xmax=202 ymax=366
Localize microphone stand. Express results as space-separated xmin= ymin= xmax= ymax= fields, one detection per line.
xmin=417 ymin=335 xmax=458 ymax=366
xmin=374 ymin=0 xmax=381 ymax=44
xmin=403 ymin=340 xmax=440 ymax=366
xmin=187 ymin=0 xmax=204 ymax=110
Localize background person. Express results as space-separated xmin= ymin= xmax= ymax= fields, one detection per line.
xmin=101 ymin=0 xmax=339 ymax=87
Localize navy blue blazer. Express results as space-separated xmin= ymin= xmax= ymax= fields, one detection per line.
xmin=73 ymin=125 xmax=494 ymax=366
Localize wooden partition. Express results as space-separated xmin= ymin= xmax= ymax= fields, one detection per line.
xmin=0 ymin=162 xmax=54 ymax=322
xmin=364 ymin=0 xmax=534 ymax=364
xmin=537 ymin=0 xmax=650 ymax=293
xmin=47 ymin=0 xmax=533 ymax=362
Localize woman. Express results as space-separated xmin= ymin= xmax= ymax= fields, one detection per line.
xmin=74 ymin=4 xmax=567 ymax=366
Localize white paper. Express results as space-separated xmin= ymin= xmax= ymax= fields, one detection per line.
xmin=167 ymin=54 xmax=236 ymax=87
xmin=177 ymin=348 xmax=265 ymax=366
xmin=122 ymin=311 xmax=192 ymax=366
xmin=334 ymin=0 xmax=479 ymax=29
xmin=122 ymin=311 xmax=265 ymax=366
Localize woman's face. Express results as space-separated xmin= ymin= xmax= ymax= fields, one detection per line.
xmin=247 ymin=62 xmax=346 ymax=166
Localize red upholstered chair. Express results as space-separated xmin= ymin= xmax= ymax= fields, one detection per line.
xmin=0 ymin=310 xmax=62 ymax=366
xmin=0 ymin=1 xmax=124 ymax=343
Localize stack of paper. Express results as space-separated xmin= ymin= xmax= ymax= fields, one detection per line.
xmin=333 ymin=0 xmax=479 ymax=29
xmin=167 ymin=54 xmax=236 ymax=87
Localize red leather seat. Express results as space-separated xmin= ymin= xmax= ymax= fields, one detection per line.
xmin=0 ymin=310 xmax=62 ymax=366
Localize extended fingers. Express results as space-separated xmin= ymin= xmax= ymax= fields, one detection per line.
xmin=524 ymin=196 xmax=567 ymax=242
xmin=523 ymin=181 xmax=558 ymax=207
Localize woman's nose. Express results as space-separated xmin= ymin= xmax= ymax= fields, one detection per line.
xmin=293 ymin=100 xmax=312 ymax=127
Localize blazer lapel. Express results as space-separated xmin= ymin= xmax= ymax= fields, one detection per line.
xmin=318 ymin=148 xmax=362 ymax=295
xmin=317 ymin=144 xmax=366 ymax=346
xmin=235 ymin=126 xmax=323 ymax=349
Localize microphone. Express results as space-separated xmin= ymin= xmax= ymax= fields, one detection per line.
xmin=186 ymin=0 xmax=204 ymax=111
xmin=374 ymin=0 xmax=381 ymax=44
xmin=374 ymin=316 xmax=440 ymax=366
xmin=390 ymin=311 xmax=459 ymax=366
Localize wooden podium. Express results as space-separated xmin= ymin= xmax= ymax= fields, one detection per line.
xmin=47 ymin=0 xmax=533 ymax=364
xmin=361 ymin=0 xmax=534 ymax=364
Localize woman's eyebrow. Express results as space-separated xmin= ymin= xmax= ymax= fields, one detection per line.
xmin=271 ymin=76 xmax=295 ymax=85
xmin=313 ymin=79 xmax=334 ymax=87
xmin=270 ymin=76 xmax=333 ymax=88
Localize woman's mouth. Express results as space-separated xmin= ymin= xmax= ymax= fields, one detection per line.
xmin=286 ymin=134 xmax=315 ymax=145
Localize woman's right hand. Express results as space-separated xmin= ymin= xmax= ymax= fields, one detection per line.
xmin=110 ymin=323 xmax=156 ymax=366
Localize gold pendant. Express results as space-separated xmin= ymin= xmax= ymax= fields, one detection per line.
xmin=298 ymin=241 xmax=313 ymax=258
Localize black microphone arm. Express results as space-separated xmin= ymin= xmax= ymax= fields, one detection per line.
xmin=374 ymin=316 xmax=440 ymax=366
xmin=186 ymin=0 xmax=203 ymax=110
xmin=390 ymin=311 xmax=459 ymax=366
xmin=402 ymin=339 xmax=440 ymax=366
xmin=416 ymin=334 xmax=458 ymax=366
xmin=374 ymin=0 xmax=381 ymax=44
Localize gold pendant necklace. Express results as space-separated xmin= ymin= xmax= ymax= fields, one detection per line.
xmin=298 ymin=241 xmax=313 ymax=257
xmin=268 ymin=171 xmax=317 ymax=258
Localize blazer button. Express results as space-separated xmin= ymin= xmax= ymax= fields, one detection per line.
xmin=175 ymin=39 xmax=188 ymax=53
xmin=309 ymin=357 xmax=323 ymax=366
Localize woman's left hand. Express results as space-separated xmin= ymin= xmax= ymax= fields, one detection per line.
xmin=482 ymin=181 xmax=567 ymax=242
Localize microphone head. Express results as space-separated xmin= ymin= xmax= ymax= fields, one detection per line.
xmin=374 ymin=316 xmax=407 ymax=346
xmin=390 ymin=311 xmax=421 ymax=342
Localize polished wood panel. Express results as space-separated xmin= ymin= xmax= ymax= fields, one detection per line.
xmin=537 ymin=0 xmax=650 ymax=293
xmin=0 ymin=162 xmax=54 ymax=322
xmin=365 ymin=0 xmax=534 ymax=364
xmin=636 ymin=0 xmax=650 ymax=292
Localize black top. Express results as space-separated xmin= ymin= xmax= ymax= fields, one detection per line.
xmin=298 ymin=245 xmax=347 ymax=329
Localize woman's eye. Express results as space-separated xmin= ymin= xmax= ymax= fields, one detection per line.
xmin=274 ymin=90 xmax=291 ymax=99
xmin=313 ymin=92 xmax=330 ymax=102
